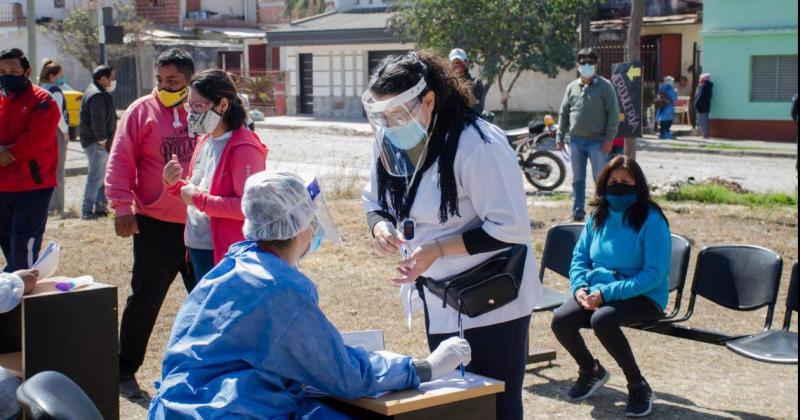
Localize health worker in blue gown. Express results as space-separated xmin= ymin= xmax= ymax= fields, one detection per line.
xmin=148 ymin=171 xmax=472 ymax=419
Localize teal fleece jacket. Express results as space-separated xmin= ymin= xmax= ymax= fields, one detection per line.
xmin=569 ymin=208 xmax=671 ymax=311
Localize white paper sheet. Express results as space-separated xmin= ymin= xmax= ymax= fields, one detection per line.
xmin=32 ymin=241 xmax=59 ymax=280
xmin=341 ymin=329 xmax=385 ymax=352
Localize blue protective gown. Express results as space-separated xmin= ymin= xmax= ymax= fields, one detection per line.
xmin=148 ymin=241 xmax=421 ymax=419
xmin=656 ymin=84 xmax=678 ymax=122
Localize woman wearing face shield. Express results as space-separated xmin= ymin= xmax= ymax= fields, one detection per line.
xmin=148 ymin=171 xmax=471 ymax=419
xmin=163 ymin=69 xmax=268 ymax=280
xmin=362 ymin=51 xmax=542 ymax=420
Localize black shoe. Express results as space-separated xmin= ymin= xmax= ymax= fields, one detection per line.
xmin=568 ymin=360 xmax=610 ymax=400
xmin=81 ymin=213 xmax=98 ymax=221
xmin=119 ymin=375 xmax=143 ymax=399
xmin=573 ymin=214 xmax=585 ymax=222
xmin=94 ymin=209 xmax=108 ymax=219
xmin=626 ymin=378 xmax=655 ymax=417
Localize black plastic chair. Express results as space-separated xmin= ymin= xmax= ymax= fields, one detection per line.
xmin=533 ymin=223 xmax=585 ymax=312
xmin=726 ymin=262 xmax=798 ymax=364
xmin=648 ymin=245 xmax=783 ymax=345
xmin=16 ymin=371 xmax=103 ymax=420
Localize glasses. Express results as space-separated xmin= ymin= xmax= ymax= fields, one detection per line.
xmin=184 ymin=100 xmax=214 ymax=114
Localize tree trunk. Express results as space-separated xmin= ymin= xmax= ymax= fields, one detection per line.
xmin=623 ymin=0 xmax=644 ymax=160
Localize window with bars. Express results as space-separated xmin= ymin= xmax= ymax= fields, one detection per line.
xmin=54 ymin=0 xmax=64 ymax=8
xmin=751 ymin=55 xmax=798 ymax=102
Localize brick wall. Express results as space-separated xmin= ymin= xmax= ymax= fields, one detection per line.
xmin=258 ymin=0 xmax=287 ymax=24
xmin=711 ymin=119 xmax=797 ymax=142
xmin=137 ymin=0 xmax=181 ymax=25
xmin=187 ymin=0 xmax=201 ymax=12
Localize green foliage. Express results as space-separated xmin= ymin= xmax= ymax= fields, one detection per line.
xmin=44 ymin=2 xmax=151 ymax=73
xmin=665 ymin=184 xmax=798 ymax=208
xmin=390 ymin=0 xmax=597 ymax=119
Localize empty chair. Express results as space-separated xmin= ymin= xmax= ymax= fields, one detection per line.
xmin=649 ymin=245 xmax=783 ymax=345
xmin=726 ymin=262 xmax=798 ymax=364
xmin=16 ymin=371 xmax=103 ymax=420
xmin=534 ymin=223 xmax=585 ymax=312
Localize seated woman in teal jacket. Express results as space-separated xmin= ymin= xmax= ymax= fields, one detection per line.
xmin=148 ymin=171 xmax=471 ymax=420
xmin=551 ymin=156 xmax=670 ymax=419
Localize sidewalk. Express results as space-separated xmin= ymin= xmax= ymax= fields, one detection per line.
xmin=254 ymin=116 xmax=373 ymax=136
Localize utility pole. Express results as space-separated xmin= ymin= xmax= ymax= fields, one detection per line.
xmin=26 ymin=0 xmax=36 ymax=79
xmin=624 ymin=0 xmax=644 ymax=160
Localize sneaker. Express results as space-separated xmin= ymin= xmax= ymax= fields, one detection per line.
xmin=573 ymin=214 xmax=585 ymax=222
xmin=568 ymin=360 xmax=610 ymax=401
xmin=626 ymin=378 xmax=655 ymax=417
xmin=119 ymin=376 xmax=143 ymax=399
xmin=94 ymin=209 xmax=109 ymax=219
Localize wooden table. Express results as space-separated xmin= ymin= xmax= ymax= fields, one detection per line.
xmin=324 ymin=372 xmax=504 ymax=420
xmin=0 ymin=278 xmax=118 ymax=420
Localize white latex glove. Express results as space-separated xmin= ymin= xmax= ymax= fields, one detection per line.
xmin=426 ymin=336 xmax=472 ymax=380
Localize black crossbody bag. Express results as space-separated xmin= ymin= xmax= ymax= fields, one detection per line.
xmin=419 ymin=244 xmax=527 ymax=318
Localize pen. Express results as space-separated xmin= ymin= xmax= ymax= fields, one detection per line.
xmin=459 ymin=314 xmax=465 ymax=377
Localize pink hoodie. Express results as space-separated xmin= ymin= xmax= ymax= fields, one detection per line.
xmin=105 ymin=89 xmax=198 ymax=224
xmin=166 ymin=126 xmax=268 ymax=263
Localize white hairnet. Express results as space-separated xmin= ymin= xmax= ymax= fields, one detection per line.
xmin=242 ymin=171 xmax=316 ymax=242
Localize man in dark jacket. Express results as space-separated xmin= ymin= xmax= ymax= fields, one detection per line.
xmin=79 ymin=65 xmax=117 ymax=220
xmin=693 ymin=73 xmax=713 ymax=139
xmin=449 ymin=48 xmax=485 ymax=114
xmin=0 ymin=48 xmax=60 ymax=272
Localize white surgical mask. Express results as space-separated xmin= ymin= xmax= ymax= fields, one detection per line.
xmin=188 ymin=109 xmax=222 ymax=136
xmin=107 ymin=80 xmax=117 ymax=93
xmin=578 ymin=64 xmax=596 ymax=79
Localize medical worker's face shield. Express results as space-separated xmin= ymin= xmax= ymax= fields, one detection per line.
xmin=362 ymin=78 xmax=435 ymax=178
xmin=304 ymin=176 xmax=342 ymax=250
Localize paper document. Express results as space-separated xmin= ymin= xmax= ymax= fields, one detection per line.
xmin=32 ymin=241 xmax=60 ymax=280
xmin=341 ymin=329 xmax=385 ymax=352
xmin=418 ymin=371 xmax=488 ymax=395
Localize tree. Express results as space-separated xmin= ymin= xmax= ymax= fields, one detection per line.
xmin=390 ymin=0 xmax=598 ymax=125
xmin=623 ymin=0 xmax=644 ymax=160
xmin=44 ymin=2 xmax=151 ymax=74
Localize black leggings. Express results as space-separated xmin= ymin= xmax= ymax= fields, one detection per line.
xmin=550 ymin=295 xmax=662 ymax=384
xmin=418 ymin=284 xmax=530 ymax=420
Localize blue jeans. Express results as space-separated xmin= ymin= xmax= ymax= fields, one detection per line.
xmin=0 ymin=188 xmax=53 ymax=272
xmin=569 ymin=136 xmax=608 ymax=219
xmin=188 ymin=247 xmax=215 ymax=282
xmin=82 ymin=143 xmax=108 ymax=216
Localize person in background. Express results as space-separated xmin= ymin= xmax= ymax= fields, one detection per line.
xmin=557 ymin=48 xmax=620 ymax=222
xmin=163 ymin=69 xmax=267 ymax=280
xmin=790 ymin=94 xmax=797 ymax=139
xmin=655 ymin=76 xmax=677 ymax=140
xmin=0 ymin=268 xmax=39 ymax=419
xmin=105 ymin=48 xmax=198 ymax=399
xmin=79 ymin=65 xmax=117 ymax=220
xmin=0 ymin=48 xmax=60 ymax=273
xmin=38 ymin=59 xmax=70 ymax=216
xmin=551 ymin=156 xmax=670 ymax=418
xmin=693 ymin=73 xmax=713 ymax=139
xmin=449 ymin=48 xmax=485 ymax=114
xmin=148 ymin=171 xmax=472 ymax=419
xmin=610 ymin=136 xmax=625 ymax=157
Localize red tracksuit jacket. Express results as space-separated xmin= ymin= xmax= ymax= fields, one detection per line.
xmin=0 ymin=83 xmax=60 ymax=192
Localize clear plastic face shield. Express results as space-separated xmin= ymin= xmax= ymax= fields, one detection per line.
xmin=304 ymin=175 xmax=342 ymax=248
xmin=361 ymin=78 xmax=434 ymax=178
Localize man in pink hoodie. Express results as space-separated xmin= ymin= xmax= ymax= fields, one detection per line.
xmin=105 ymin=49 xmax=197 ymax=399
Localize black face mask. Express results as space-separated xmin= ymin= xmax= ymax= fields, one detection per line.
xmin=606 ymin=183 xmax=637 ymax=196
xmin=0 ymin=74 xmax=30 ymax=96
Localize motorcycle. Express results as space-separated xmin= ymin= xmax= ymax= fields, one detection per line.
xmin=505 ymin=115 xmax=567 ymax=191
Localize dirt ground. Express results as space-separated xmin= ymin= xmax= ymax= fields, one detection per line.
xmin=3 ymin=198 xmax=797 ymax=419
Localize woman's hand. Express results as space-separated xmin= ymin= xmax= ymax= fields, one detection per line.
xmin=575 ymin=289 xmax=592 ymax=310
xmin=392 ymin=243 xmax=443 ymax=285
xmin=180 ymin=184 xmax=198 ymax=205
xmin=163 ymin=154 xmax=183 ymax=186
xmin=13 ymin=269 xmax=39 ymax=294
xmin=372 ymin=221 xmax=403 ymax=257
xmin=585 ymin=291 xmax=604 ymax=311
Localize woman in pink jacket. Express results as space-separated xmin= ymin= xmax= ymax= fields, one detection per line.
xmin=163 ymin=69 xmax=267 ymax=280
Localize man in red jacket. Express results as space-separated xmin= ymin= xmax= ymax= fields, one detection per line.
xmin=0 ymin=48 xmax=60 ymax=272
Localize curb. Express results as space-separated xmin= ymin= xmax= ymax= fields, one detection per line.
xmin=638 ymin=144 xmax=797 ymax=159
xmin=254 ymin=122 xmax=373 ymax=137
